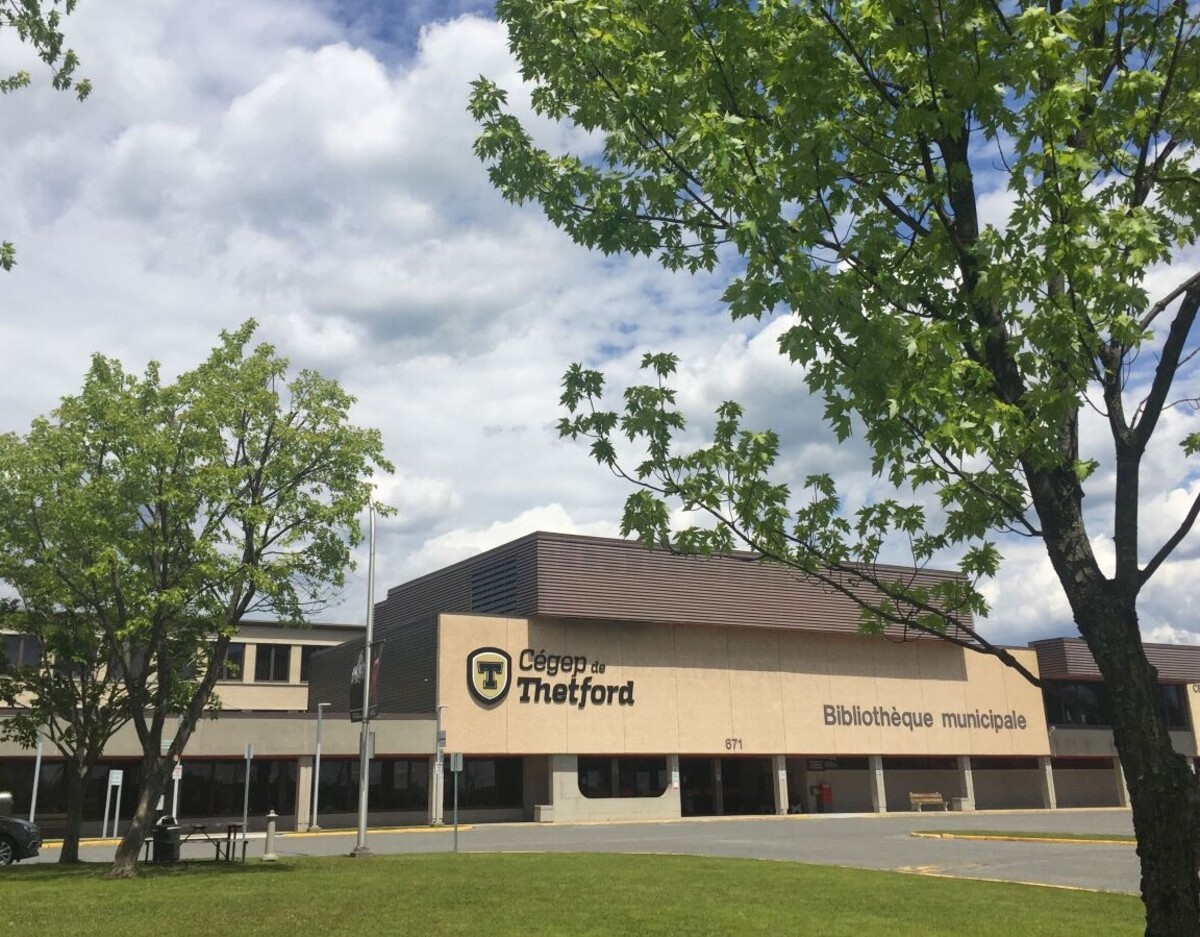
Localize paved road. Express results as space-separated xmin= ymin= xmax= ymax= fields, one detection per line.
xmin=25 ymin=808 xmax=1141 ymax=894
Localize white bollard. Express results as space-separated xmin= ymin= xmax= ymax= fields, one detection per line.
xmin=262 ymin=810 xmax=278 ymax=862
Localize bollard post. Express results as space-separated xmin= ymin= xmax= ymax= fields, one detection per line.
xmin=262 ymin=810 xmax=278 ymax=862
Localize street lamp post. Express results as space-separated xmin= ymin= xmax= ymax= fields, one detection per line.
xmin=310 ymin=702 xmax=330 ymax=831
xmin=351 ymin=505 xmax=376 ymax=857
xmin=433 ymin=704 xmax=447 ymax=826
xmin=29 ymin=728 xmax=44 ymax=823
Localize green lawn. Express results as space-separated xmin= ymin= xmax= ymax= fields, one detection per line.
xmin=0 ymin=853 xmax=1141 ymax=937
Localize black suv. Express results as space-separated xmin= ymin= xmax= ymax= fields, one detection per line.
xmin=0 ymin=814 xmax=41 ymax=865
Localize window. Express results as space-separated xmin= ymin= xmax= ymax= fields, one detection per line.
xmin=578 ymin=756 xmax=668 ymax=799
xmin=2 ymin=634 xmax=40 ymax=669
xmin=1159 ymin=684 xmax=1190 ymax=731
xmin=179 ymin=759 xmax=297 ymax=819
xmin=618 ymin=757 xmax=669 ymax=797
xmin=299 ymin=646 xmax=318 ymax=683
xmin=254 ymin=644 xmax=291 ymax=682
xmin=1043 ymin=681 xmax=1110 ymax=727
xmin=578 ymin=757 xmax=613 ymax=798
xmin=972 ymin=757 xmax=1040 ymax=770
xmin=881 ymin=757 xmax=959 ymax=771
xmin=444 ymin=757 xmax=523 ymax=809
xmin=316 ymin=758 xmax=429 ymax=814
xmin=1043 ymin=680 xmax=1191 ymax=730
xmin=218 ymin=643 xmax=245 ymax=682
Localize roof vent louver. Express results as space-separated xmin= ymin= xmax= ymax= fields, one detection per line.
xmin=470 ymin=558 xmax=518 ymax=614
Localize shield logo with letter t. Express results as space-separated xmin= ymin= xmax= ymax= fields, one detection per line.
xmin=467 ymin=647 xmax=511 ymax=705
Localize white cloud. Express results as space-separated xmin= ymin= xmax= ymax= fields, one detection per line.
xmin=403 ymin=504 xmax=617 ymax=577
xmin=2 ymin=2 xmax=1199 ymax=653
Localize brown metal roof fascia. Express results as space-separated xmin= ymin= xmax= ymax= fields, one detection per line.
xmin=530 ymin=532 xmax=972 ymax=636
xmin=1032 ymin=637 xmax=1200 ymax=683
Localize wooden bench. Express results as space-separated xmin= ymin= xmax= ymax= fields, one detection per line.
xmin=909 ymin=792 xmax=948 ymax=811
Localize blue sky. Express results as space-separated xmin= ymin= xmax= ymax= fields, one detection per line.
xmin=0 ymin=1 xmax=1197 ymax=647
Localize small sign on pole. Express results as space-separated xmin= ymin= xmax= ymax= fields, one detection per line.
xmin=450 ymin=752 xmax=463 ymax=853
xmin=242 ymin=744 xmax=254 ymax=859
xmin=171 ymin=763 xmax=183 ymax=819
xmin=102 ymin=769 xmax=124 ymax=838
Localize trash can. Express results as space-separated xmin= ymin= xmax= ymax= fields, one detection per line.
xmin=152 ymin=815 xmax=181 ymax=863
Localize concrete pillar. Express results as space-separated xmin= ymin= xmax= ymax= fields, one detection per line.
xmin=771 ymin=755 xmax=789 ymax=815
xmin=295 ymin=756 xmax=314 ymax=832
xmin=1114 ymin=757 xmax=1130 ymax=808
xmin=611 ymin=759 xmax=621 ymax=798
xmin=956 ymin=756 xmax=976 ymax=811
xmin=428 ymin=754 xmax=445 ymax=826
xmin=869 ymin=755 xmax=887 ymax=813
xmin=1038 ymin=756 xmax=1057 ymax=810
xmin=713 ymin=759 xmax=725 ymax=815
xmin=543 ymin=754 xmax=583 ymax=822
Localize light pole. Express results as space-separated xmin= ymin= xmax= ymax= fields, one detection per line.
xmin=29 ymin=728 xmax=45 ymax=823
xmin=351 ymin=504 xmax=376 ymax=857
xmin=310 ymin=702 xmax=330 ymax=830
xmin=433 ymin=704 xmax=447 ymax=826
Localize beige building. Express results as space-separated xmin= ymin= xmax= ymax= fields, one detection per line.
xmin=5 ymin=532 xmax=1198 ymax=834
xmin=305 ymin=533 xmax=1199 ymax=826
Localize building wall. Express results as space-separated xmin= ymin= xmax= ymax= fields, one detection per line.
xmin=882 ymin=768 xmax=965 ymax=811
xmin=544 ymin=754 xmax=682 ymax=822
xmin=1053 ymin=762 xmax=1123 ymax=808
xmin=436 ymin=614 xmax=1048 ymax=759
xmin=0 ymin=713 xmax=435 ymax=760
xmin=973 ymin=768 xmax=1045 ymax=809
xmin=306 ymin=615 xmax=438 ymax=716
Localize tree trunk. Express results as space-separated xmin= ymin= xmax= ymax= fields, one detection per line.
xmin=58 ymin=763 xmax=86 ymax=864
xmin=1080 ymin=592 xmax=1200 ymax=937
xmin=108 ymin=754 xmax=170 ymax=878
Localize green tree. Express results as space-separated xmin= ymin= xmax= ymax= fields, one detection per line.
xmin=471 ymin=2 xmax=1200 ymax=933
xmin=0 ymin=604 xmax=133 ymax=863
xmin=2 ymin=0 xmax=91 ymax=271
xmin=0 ymin=322 xmax=391 ymax=876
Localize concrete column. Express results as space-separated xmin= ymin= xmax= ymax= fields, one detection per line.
xmin=1038 ymin=756 xmax=1057 ymax=810
xmin=1114 ymin=757 xmax=1130 ymax=808
xmin=869 ymin=755 xmax=887 ymax=813
xmin=295 ymin=756 xmax=314 ymax=832
xmin=611 ymin=759 xmax=621 ymax=798
xmin=956 ymin=756 xmax=976 ymax=811
xmin=428 ymin=754 xmax=445 ymax=826
xmin=544 ymin=754 xmax=581 ymax=822
xmin=771 ymin=755 xmax=789 ymax=815
xmin=713 ymin=759 xmax=725 ymax=815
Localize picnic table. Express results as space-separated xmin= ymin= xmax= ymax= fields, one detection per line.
xmin=183 ymin=823 xmax=244 ymax=861
xmin=143 ymin=822 xmax=244 ymax=862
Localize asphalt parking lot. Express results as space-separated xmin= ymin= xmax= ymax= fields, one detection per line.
xmin=24 ymin=808 xmax=1140 ymax=893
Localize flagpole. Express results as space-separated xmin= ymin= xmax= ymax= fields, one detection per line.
xmin=351 ymin=503 xmax=376 ymax=857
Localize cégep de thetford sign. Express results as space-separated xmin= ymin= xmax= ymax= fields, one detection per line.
xmin=467 ymin=646 xmax=635 ymax=709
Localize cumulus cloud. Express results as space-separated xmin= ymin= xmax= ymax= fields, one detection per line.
xmin=402 ymin=504 xmax=617 ymax=578
xmin=2 ymin=2 xmax=1197 ymax=651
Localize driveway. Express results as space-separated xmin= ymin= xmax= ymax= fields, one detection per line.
xmin=25 ymin=808 xmax=1140 ymax=893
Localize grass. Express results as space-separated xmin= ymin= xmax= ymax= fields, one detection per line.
xmin=913 ymin=829 xmax=1136 ymax=844
xmin=0 ymin=853 xmax=1142 ymax=936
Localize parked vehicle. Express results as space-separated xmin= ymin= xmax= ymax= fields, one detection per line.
xmin=0 ymin=796 xmax=41 ymax=865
